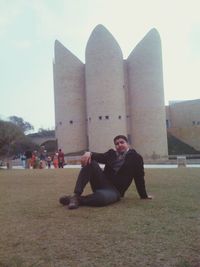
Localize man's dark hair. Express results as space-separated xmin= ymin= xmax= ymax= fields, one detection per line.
xmin=113 ymin=135 xmax=128 ymax=144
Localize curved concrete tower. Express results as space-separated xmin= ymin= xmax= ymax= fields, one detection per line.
xmin=54 ymin=40 xmax=87 ymax=153
xmin=127 ymin=29 xmax=168 ymax=159
xmin=85 ymin=25 xmax=127 ymax=152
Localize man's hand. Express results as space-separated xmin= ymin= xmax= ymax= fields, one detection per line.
xmin=81 ymin=152 xmax=92 ymax=167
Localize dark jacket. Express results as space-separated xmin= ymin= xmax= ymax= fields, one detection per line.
xmin=91 ymin=149 xmax=148 ymax=198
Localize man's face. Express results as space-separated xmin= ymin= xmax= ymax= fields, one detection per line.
xmin=114 ymin=138 xmax=129 ymax=153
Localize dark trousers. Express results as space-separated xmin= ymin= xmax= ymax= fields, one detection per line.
xmin=58 ymin=162 xmax=63 ymax=168
xmin=74 ymin=161 xmax=121 ymax=207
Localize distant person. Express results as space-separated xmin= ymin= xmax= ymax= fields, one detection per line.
xmin=47 ymin=156 xmax=52 ymax=169
xmin=39 ymin=160 xmax=43 ymax=169
xmin=39 ymin=146 xmax=46 ymax=169
xmin=25 ymin=150 xmax=32 ymax=169
xmin=59 ymin=135 xmax=152 ymax=210
xmin=53 ymin=153 xmax=58 ymax=168
xmin=58 ymin=149 xmax=65 ymax=168
xmin=31 ymin=150 xmax=39 ymax=169
xmin=21 ymin=153 xmax=26 ymax=168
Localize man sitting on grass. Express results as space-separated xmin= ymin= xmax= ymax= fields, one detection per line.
xmin=59 ymin=135 xmax=152 ymax=209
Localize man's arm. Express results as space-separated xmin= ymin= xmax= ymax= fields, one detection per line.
xmin=81 ymin=150 xmax=110 ymax=166
xmin=132 ymin=153 xmax=152 ymax=199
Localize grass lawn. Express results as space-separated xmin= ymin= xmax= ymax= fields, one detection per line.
xmin=0 ymin=167 xmax=200 ymax=267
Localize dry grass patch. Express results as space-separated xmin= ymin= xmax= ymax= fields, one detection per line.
xmin=0 ymin=168 xmax=200 ymax=267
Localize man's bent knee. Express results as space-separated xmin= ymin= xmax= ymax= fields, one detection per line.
xmin=83 ymin=160 xmax=101 ymax=170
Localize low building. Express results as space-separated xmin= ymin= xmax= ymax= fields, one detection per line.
xmin=166 ymin=99 xmax=200 ymax=151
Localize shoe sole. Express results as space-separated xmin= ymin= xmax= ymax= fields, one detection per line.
xmin=68 ymin=204 xmax=79 ymax=209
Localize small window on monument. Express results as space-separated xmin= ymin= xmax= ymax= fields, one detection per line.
xmin=59 ymin=122 xmax=62 ymax=125
xmin=69 ymin=120 xmax=73 ymax=124
xmin=118 ymin=115 xmax=121 ymax=119
xmin=105 ymin=116 xmax=109 ymax=119
xmin=192 ymin=121 xmax=195 ymax=125
xmin=89 ymin=117 xmax=91 ymax=121
xmin=99 ymin=116 xmax=102 ymax=120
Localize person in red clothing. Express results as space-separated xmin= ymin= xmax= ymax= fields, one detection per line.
xmin=58 ymin=149 xmax=65 ymax=168
xmin=53 ymin=153 xmax=58 ymax=168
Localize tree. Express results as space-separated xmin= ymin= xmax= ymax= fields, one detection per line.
xmin=9 ymin=116 xmax=34 ymax=133
xmin=38 ymin=128 xmax=55 ymax=136
xmin=0 ymin=120 xmax=25 ymax=158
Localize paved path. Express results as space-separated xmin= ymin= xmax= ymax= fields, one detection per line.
xmin=1 ymin=164 xmax=200 ymax=169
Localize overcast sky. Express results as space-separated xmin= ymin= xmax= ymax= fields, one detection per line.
xmin=0 ymin=0 xmax=200 ymax=132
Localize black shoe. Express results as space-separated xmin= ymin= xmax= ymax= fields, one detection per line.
xmin=68 ymin=195 xmax=80 ymax=209
xmin=59 ymin=195 xmax=71 ymax=206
